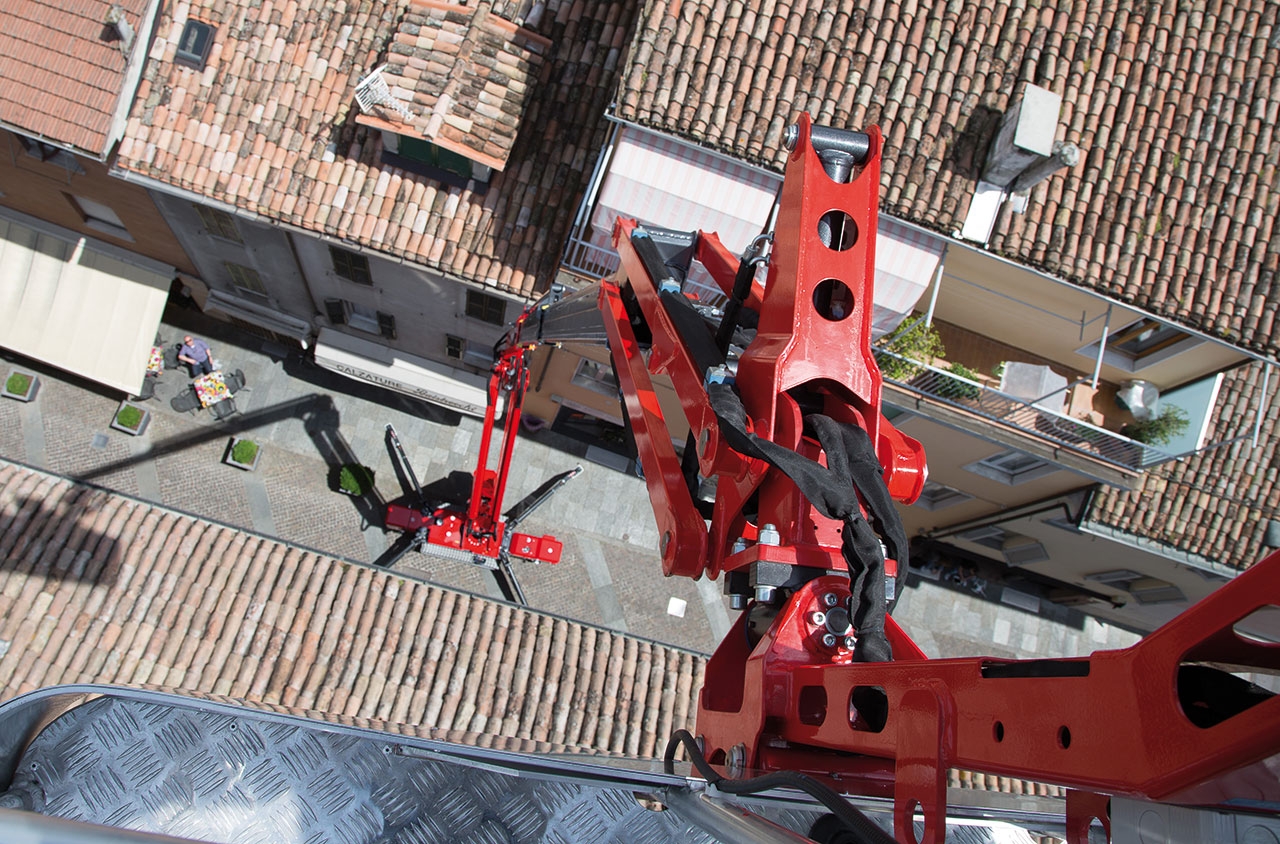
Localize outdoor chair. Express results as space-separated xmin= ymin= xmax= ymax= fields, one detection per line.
xmin=132 ymin=374 xmax=157 ymax=402
xmin=170 ymin=388 xmax=200 ymax=414
xmin=225 ymin=369 xmax=247 ymax=394
xmin=211 ymin=397 xmax=238 ymax=420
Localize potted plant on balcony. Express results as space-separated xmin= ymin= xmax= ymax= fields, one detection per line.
xmin=1123 ymin=405 xmax=1190 ymax=447
xmin=937 ymin=362 xmax=982 ymax=402
xmin=875 ymin=318 xmax=945 ymax=382
xmin=110 ymin=400 xmax=150 ymax=436
xmin=2 ymin=368 xmax=40 ymax=402
xmin=335 ymin=462 xmax=375 ymax=496
xmin=225 ymin=437 xmax=262 ymax=471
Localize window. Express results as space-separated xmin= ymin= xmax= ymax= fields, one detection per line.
xmin=958 ymin=524 xmax=1007 ymax=551
xmin=571 ymin=358 xmax=619 ymax=397
xmin=446 ymin=335 xmax=464 ymax=360
xmin=175 ymin=20 xmax=216 ymax=69
xmin=16 ymin=135 xmax=84 ymax=173
xmin=65 ymin=194 xmax=131 ymax=241
xmin=465 ymin=290 xmax=507 ymax=326
xmin=348 ymin=301 xmax=381 ymax=334
xmin=1078 ymin=316 xmax=1200 ymax=372
xmin=1085 ymin=570 xmax=1185 ymax=605
xmin=330 ymin=246 xmax=372 ymax=285
xmin=964 ymin=449 xmax=1057 ymax=485
xmin=325 ymin=298 xmax=395 ymax=339
xmin=225 ymin=262 xmax=266 ymax=297
xmin=194 ymin=204 xmax=242 ymax=242
xmin=913 ymin=481 xmax=972 ymax=511
xmin=383 ymin=134 xmax=492 ymax=188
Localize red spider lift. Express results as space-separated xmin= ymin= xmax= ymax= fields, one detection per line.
xmin=383 ymin=304 xmax=582 ymax=604
xmin=597 ymin=113 xmax=1280 ymax=843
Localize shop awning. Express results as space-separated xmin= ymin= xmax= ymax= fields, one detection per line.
xmin=313 ymin=327 xmax=490 ymax=418
xmin=205 ymin=289 xmax=313 ymax=345
xmin=0 ymin=209 xmax=173 ymax=395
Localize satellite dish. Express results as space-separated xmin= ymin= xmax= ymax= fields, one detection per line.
xmin=1116 ymin=380 xmax=1160 ymax=421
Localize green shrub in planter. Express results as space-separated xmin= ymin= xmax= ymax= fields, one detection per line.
xmin=115 ymin=404 xmax=144 ymax=430
xmin=1124 ymin=406 xmax=1190 ymax=446
xmin=232 ymin=439 xmax=260 ymax=464
xmin=338 ymin=463 xmax=375 ymax=496
xmin=6 ymin=372 xmax=30 ymax=395
xmin=937 ymin=362 xmax=982 ymax=401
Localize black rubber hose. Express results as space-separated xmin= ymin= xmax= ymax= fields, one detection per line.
xmin=663 ymin=730 xmax=897 ymax=844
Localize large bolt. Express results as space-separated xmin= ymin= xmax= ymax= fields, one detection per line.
xmin=843 ymin=635 xmax=857 ymax=650
xmin=782 ymin=123 xmax=799 ymax=151
xmin=730 ymin=594 xmax=748 ymax=611
xmin=755 ymin=585 xmax=776 ymax=603
xmin=757 ymin=524 xmax=781 ymax=546
xmin=810 ymin=611 xmax=827 ymax=626
xmin=822 ymin=592 xmax=839 ymax=607
xmin=726 ymin=743 xmax=748 ymax=777
xmin=822 ymin=633 xmax=838 ymax=648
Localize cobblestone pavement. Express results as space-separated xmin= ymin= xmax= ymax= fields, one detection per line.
xmin=0 ymin=305 xmax=1140 ymax=658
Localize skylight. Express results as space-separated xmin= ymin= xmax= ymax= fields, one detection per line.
xmin=176 ymin=20 xmax=215 ymax=69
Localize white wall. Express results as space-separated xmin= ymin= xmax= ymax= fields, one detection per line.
xmin=289 ymin=235 xmax=523 ymax=369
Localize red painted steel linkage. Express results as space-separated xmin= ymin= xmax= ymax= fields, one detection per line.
xmin=704 ymin=551 xmax=1280 ymax=843
xmin=600 ymin=111 xmax=1280 ymax=842
xmin=606 ymin=114 xmax=925 ymax=581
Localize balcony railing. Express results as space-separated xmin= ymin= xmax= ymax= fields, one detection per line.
xmin=874 ymin=349 xmax=1176 ymax=471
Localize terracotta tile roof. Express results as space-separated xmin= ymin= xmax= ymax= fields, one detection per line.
xmin=0 ymin=0 xmax=143 ymax=155
xmin=1087 ymin=361 xmax=1280 ymax=571
xmin=0 ymin=459 xmax=704 ymax=754
xmin=355 ymin=1 xmax=551 ymax=173
xmin=616 ymin=1 xmax=1280 ymax=357
xmin=114 ymin=0 xmax=637 ymax=297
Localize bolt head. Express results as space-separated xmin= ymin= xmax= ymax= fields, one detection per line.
xmin=843 ymin=636 xmax=857 ymax=650
xmin=810 ymin=611 xmax=826 ymax=626
xmin=783 ymin=123 xmax=799 ymax=151
xmin=755 ymin=585 xmax=776 ymax=603
xmin=822 ymin=592 xmax=838 ymax=607
xmin=822 ymin=633 xmax=837 ymax=648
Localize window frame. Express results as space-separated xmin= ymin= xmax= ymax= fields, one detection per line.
xmin=175 ymin=20 xmax=216 ymax=69
xmin=330 ymin=245 xmax=373 ymax=285
xmin=964 ymin=449 xmax=1057 ymax=486
xmin=465 ymin=290 xmax=507 ymax=326
xmin=913 ymin=481 xmax=973 ymax=511
xmin=224 ymin=261 xmax=267 ymax=298
xmin=65 ymin=193 xmax=131 ymax=241
xmin=194 ymin=204 xmax=242 ymax=242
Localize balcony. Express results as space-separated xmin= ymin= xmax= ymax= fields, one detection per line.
xmin=872 ymin=347 xmax=1175 ymax=473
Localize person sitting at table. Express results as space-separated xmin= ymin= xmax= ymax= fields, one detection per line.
xmin=178 ymin=335 xmax=216 ymax=377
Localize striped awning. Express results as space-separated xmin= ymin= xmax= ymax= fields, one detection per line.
xmin=587 ymin=126 xmax=943 ymax=329
xmin=872 ymin=216 xmax=945 ymax=338
xmin=590 ymin=126 xmax=779 ymax=255
xmin=0 ymin=208 xmax=173 ymax=395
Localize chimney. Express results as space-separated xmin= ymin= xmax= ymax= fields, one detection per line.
xmin=104 ymin=5 xmax=135 ymax=54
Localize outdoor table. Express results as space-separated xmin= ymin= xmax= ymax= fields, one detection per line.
xmin=146 ymin=346 xmax=164 ymax=374
xmin=193 ymin=371 xmax=231 ymax=408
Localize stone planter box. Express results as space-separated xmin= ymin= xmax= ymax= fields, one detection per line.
xmin=2 ymin=369 xmax=40 ymax=402
xmin=110 ymin=400 xmax=151 ymax=436
xmin=225 ymin=437 xmax=262 ymax=471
